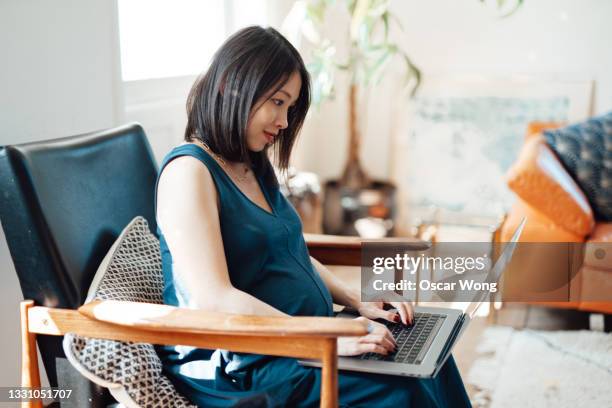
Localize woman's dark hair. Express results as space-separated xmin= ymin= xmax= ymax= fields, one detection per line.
xmin=185 ymin=26 xmax=311 ymax=186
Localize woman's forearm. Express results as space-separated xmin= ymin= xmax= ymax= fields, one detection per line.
xmin=196 ymin=286 xmax=289 ymax=317
xmin=310 ymin=256 xmax=361 ymax=309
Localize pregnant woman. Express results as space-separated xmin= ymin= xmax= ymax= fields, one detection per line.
xmin=155 ymin=25 xmax=471 ymax=407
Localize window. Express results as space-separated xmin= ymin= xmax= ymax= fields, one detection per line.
xmin=118 ymin=0 xmax=269 ymax=81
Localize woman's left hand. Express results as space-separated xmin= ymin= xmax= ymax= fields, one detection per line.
xmin=356 ymin=301 xmax=414 ymax=325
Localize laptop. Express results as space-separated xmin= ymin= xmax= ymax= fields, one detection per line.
xmin=300 ymin=219 xmax=525 ymax=378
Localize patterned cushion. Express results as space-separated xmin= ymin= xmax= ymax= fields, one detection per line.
xmin=506 ymin=134 xmax=595 ymax=237
xmin=62 ymin=217 xmax=195 ymax=408
xmin=543 ymin=112 xmax=612 ymax=221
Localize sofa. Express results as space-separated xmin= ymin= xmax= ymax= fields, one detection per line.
xmin=500 ymin=117 xmax=612 ymax=315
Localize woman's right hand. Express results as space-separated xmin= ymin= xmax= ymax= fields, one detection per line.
xmin=337 ymin=317 xmax=397 ymax=357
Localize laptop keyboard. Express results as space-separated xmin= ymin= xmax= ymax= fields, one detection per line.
xmin=359 ymin=312 xmax=445 ymax=365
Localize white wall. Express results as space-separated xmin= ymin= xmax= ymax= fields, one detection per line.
xmin=296 ymin=0 xmax=612 ymax=180
xmin=0 ymin=0 xmax=122 ymax=387
xmin=0 ymin=1 xmax=122 ymax=145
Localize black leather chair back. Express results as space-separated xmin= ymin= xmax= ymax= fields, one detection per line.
xmin=0 ymin=123 xmax=158 ymax=406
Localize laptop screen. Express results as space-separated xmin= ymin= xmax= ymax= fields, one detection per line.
xmin=464 ymin=218 xmax=526 ymax=319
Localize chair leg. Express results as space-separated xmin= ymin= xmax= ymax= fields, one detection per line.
xmin=604 ymin=313 xmax=612 ymax=333
xmin=20 ymin=300 xmax=42 ymax=408
xmin=320 ymin=338 xmax=338 ymax=408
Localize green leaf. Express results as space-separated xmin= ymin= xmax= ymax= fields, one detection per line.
xmin=499 ymin=0 xmax=523 ymax=18
xmin=381 ymin=11 xmax=389 ymax=41
xmin=402 ymin=54 xmax=421 ymax=97
xmin=389 ymin=13 xmax=404 ymax=31
xmin=481 ymin=0 xmax=523 ymax=18
xmin=365 ymin=48 xmax=392 ymax=85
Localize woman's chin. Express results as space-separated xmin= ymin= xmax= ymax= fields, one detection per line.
xmin=247 ymin=142 xmax=267 ymax=152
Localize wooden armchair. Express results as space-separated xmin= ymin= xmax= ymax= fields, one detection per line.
xmin=2 ymin=124 xmax=427 ymax=407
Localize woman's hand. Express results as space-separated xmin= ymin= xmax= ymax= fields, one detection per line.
xmin=356 ymin=301 xmax=414 ymax=325
xmin=337 ymin=317 xmax=397 ymax=356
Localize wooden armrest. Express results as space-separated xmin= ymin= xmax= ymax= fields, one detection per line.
xmin=22 ymin=300 xmax=349 ymax=407
xmin=25 ymin=300 xmax=367 ymax=362
xmin=304 ymin=233 xmax=430 ymax=266
xmin=78 ymin=300 xmax=367 ymax=337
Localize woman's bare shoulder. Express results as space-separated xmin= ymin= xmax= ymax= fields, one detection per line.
xmin=159 ymin=153 xmax=212 ymax=186
xmin=157 ymin=152 xmax=218 ymax=209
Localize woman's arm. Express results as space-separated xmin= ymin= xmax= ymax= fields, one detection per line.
xmin=310 ymin=256 xmax=398 ymax=355
xmin=157 ymin=155 xmax=287 ymax=317
xmin=310 ymin=256 xmax=361 ymax=309
xmin=310 ymin=256 xmax=414 ymax=325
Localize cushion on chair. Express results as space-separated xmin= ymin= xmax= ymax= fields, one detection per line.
xmin=501 ymin=199 xmax=585 ymax=243
xmin=524 ymin=121 xmax=564 ymax=140
xmin=62 ymin=217 xmax=195 ymax=408
xmin=543 ymin=112 xmax=612 ymax=221
xmin=506 ymin=134 xmax=595 ymax=237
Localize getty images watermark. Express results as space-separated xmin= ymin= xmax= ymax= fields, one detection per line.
xmin=370 ymin=252 xmax=497 ymax=294
xmin=360 ymin=241 xmax=612 ymax=303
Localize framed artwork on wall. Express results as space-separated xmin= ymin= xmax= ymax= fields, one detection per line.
xmin=390 ymin=75 xmax=593 ymax=225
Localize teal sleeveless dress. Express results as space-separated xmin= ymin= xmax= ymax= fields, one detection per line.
xmin=155 ymin=144 xmax=471 ymax=407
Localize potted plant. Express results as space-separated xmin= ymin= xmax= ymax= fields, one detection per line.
xmin=283 ymin=0 xmax=523 ymax=235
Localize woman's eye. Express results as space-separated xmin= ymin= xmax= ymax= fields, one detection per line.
xmin=272 ymin=98 xmax=284 ymax=107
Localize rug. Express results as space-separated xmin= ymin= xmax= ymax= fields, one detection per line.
xmin=467 ymin=327 xmax=612 ymax=408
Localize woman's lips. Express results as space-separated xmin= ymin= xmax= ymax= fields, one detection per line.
xmin=263 ymin=131 xmax=276 ymax=143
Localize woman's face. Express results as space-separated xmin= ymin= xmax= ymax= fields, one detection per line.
xmin=246 ymin=71 xmax=301 ymax=152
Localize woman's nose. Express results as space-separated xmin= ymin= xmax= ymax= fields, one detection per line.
xmin=275 ymin=112 xmax=288 ymax=130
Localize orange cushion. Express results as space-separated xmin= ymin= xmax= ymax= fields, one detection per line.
xmin=501 ymin=200 xmax=584 ymax=242
xmin=505 ymin=135 xmax=595 ymax=237
xmin=525 ymin=122 xmax=564 ymax=139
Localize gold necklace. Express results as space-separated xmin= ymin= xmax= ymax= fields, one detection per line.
xmin=192 ymin=139 xmax=250 ymax=183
